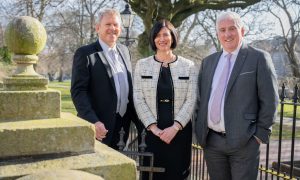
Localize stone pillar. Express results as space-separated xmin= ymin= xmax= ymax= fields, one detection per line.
xmin=0 ymin=16 xmax=60 ymax=121
xmin=0 ymin=16 xmax=136 ymax=180
xmin=4 ymin=16 xmax=48 ymax=91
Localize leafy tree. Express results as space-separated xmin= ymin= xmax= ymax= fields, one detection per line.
xmin=0 ymin=46 xmax=12 ymax=64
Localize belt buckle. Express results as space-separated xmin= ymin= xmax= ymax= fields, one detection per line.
xmin=219 ymin=131 xmax=226 ymax=137
xmin=210 ymin=129 xmax=226 ymax=137
xmin=160 ymin=99 xmax=170 ymax=103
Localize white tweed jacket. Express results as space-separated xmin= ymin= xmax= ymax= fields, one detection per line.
xmin=133 ymin=55 xmax=198 ymax=128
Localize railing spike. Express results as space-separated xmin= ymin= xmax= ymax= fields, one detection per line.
xmin=293 ymin=84 xmax=299 ymax=103
xmin=280 ymin=83 xmax=286 ymax=101
xmin=117 ymin=127 xmax=126 ymax=150
xmin=138 ymin=129 xmax=147 ymax=152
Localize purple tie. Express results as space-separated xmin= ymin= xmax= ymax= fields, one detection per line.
xmin=210 ymin=53 xmax=232 ymax=124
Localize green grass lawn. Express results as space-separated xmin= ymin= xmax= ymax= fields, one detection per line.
xmin=271 ymin=123 xmax=300 ymax=140
xmin=49 ymin=81 xmax=299 ymax=140
xmin=278 ymin=102 xmax=300 ymax=119
xmin=48 ymin=80 xmax=77 ymax=115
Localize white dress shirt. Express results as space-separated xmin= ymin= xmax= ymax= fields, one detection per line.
xmin=98 ymin=39 xmax=129 ymax=116
xmin=208 ymin=43 xmax=242 ymax=132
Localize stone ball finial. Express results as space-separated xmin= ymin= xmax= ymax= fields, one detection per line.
xmin=3 ymin=16 xmax=48 ymax=90
xmin=4 ymin=16 xmax=47 ymax=55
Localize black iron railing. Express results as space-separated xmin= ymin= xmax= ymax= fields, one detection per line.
xmin=118 ymin=126 xmax=165 ymax=180
xmin=259 ymin=84 xmax=300 ymax=180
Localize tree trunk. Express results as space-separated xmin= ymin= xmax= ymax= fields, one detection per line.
xmin=48 ymin=73 xmax=54 ymax=81
xmin=182 ymin=13 xmax=198 ymax=45
xmin=137 ymin=32 xmax=154 ymax=57
xmin=58 ymin=67 xmax=64 ymax=82
xmin=287 ymin=50 xmax=300 ymax=78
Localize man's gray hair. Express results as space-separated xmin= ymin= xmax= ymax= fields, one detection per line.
xmin=95 ymin=8 xmax=121 ymax=25
xmin=216 ymin=11 xmax=244 ymax=29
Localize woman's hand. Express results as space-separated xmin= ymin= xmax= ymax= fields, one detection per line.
xmin=160 ymin=123 xmax=180 ymax=144
xmin=149 ymin=124 xmax=163 ymax=137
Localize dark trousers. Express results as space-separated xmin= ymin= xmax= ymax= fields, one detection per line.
xmin=142 ymin=122 xmax=192 ymax=180
xmin=109 ymin=114 xmax=126 ymax=150
xmin=204 ymin=130 xmax=260 ymax=180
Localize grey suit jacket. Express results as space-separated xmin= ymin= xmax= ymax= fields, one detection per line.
xmin=195 ymin=43 xmax=279 ymax=149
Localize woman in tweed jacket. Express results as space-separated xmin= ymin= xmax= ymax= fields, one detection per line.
xmin=133 ymin=19 xmax=198 ymax=180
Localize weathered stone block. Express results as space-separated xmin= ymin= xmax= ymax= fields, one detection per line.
xmin=0 ymin=89 xmax=60 ymax=121
xmin=0 ymin=113 xmax=95 ymax=158
xmin=17 ymin=170 xmax=104 ymax=180
xmin=0 ymin=142 xmax=137 ymax=180
xmin=3 ymin=77 xmax=48 ymax=91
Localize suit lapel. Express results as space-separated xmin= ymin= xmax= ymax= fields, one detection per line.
xmin=116 ymin=45 xmax=131 ymax=74
xmin=206 ymin=52 xmax=222 ymax=98
xmin=225 ymin=44 xmax=248 ymax=99
xmin=95 ymin=41 xmax=116 ymax=92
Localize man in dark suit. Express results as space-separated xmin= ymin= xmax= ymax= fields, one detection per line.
xmin=71 ymin=8 xmax=143 ymax=150
xmin=195 ymin=11 xmax=279 ymax=180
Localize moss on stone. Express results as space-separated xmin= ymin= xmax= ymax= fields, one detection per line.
xmin=0 ymin=142 xmax=136 ymax=180
xmin=3 ymin=76 xmax=48 ymax=91
xmin=0 ymin=113 xmax=95 ymax=158
xmin=0 ymin=89 xmax=60 ymax=121
xmin=4 ymin=16 xmax=47 ymax=55
xmin=17 ymin=170 xmax=104 ymax=180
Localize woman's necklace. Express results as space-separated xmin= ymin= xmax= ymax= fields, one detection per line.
xmin=156 ymin=54 xmax=175 ymax=67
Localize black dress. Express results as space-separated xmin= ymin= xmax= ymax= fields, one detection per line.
xmin=143 ymin=65 xmax=192 ymax=180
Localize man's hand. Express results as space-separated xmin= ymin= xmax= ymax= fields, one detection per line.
xmin=254 ymin=135 xmax=262 ymax=144
xmin=94 ymin=121 xmax=108 ymax=141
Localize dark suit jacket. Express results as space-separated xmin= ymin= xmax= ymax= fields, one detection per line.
xmin=195 ymin=43 xmax=279 ymax=149
xmin=71 ymin=40 xmax=138 ymax=146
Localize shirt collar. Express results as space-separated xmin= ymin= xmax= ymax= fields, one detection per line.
xmin=222 ymin=41 xmax=243 ymax=58
xmin=98 ymin=38 xmax=117 ymax=53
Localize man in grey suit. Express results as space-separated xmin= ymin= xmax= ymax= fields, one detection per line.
xmin=195 ymin=11 xmax=279 ymax=180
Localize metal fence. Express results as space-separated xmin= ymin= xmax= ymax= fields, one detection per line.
xmin=120 ymin=84 xmax=300 ymax=180
xmin=118 ymin=127 xmax=165 ymax=180
xmin=259 ymin=84 xmax=300 ymax=180
xmin=190 ymin=143 xmax=209 ymax=180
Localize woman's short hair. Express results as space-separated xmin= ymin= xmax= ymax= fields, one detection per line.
xmin=149 ymin=19 xmax=178 ymax=51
